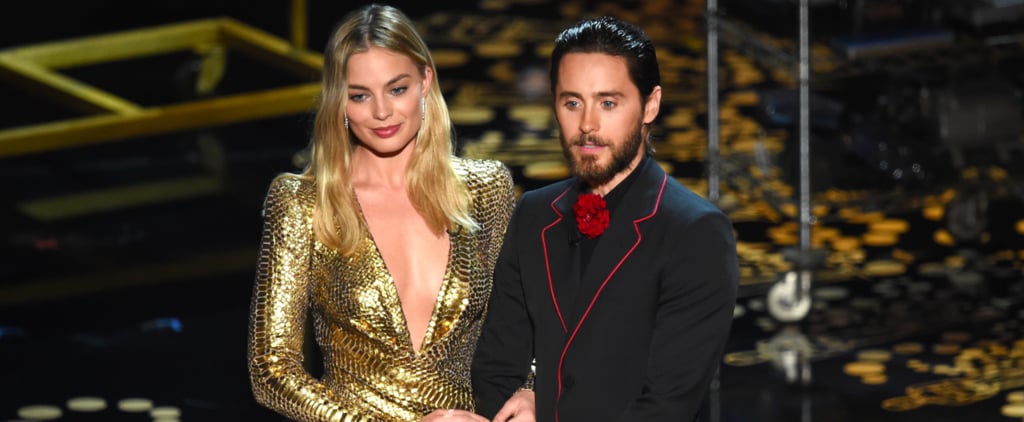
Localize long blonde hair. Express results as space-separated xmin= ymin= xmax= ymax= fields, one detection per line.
xmin=304 ymin=4 xmax=476 ymax=254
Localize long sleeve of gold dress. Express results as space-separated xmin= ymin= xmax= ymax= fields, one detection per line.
xmin=248 ymin=158 xmax=515 ymax=422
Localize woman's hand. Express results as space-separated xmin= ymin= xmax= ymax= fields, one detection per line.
xmin=420 ymin=408 xmax=490 ymax=422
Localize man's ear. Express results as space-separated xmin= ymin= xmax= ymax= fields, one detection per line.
xmin=642 ymin=85 xmax=662 ymax=124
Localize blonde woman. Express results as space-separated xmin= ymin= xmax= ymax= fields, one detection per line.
xmin=248 ymin=4 xmax=513 ymax=421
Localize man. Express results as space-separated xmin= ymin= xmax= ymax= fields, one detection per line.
xmin=472 ymin=16 xmax=739 ymax=422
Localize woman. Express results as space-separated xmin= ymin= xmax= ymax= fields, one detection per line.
xmin=247 ymin=4 xmax=513 ymax=421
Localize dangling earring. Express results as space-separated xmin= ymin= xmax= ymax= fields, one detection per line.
xmin=420 ymin=96 xmax=426 ymax=121
xmin=344 ymin=116 xmax=349 ymax=129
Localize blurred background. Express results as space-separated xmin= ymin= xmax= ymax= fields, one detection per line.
xmin=1 ymin=0 xmax=1023 ymax=420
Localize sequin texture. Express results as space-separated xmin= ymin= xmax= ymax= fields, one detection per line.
xmin=248 ymin=158 xmax=514 ymax=422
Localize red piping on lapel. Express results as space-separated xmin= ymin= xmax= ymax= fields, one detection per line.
xmin=554 ymin=174 xmax=668 ymax=422
xmin=542 ymin=187 xmax=572 ymax=334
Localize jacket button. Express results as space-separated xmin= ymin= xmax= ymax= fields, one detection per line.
xmin=562 ymin=376 xmax=574 ymax=390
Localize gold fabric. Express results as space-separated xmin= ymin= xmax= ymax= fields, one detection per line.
xmin=249 ymin=158 xmax=514 ymax=422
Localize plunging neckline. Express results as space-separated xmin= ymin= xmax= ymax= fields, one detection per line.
xmin=356 ymin=203 xmax=455 ymax=357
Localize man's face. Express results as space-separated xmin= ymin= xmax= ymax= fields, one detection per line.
xmin=554 ymin=52 xmax=660 ymax=187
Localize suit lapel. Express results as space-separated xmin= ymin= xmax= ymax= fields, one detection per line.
xmin=541 ymin=184 xmax=578 ymax=333
xmin=567 ymin=160 xmax=667 ymax=328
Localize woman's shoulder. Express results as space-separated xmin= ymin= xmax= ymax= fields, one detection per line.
xmin=452 ymin=156 xmax=512 ymax=186
xmin=268 ymin=172 xmax=314 ymax=192
xmin=264 ymin=172 xmax=316 ymax=209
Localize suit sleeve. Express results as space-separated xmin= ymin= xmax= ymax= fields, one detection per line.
xmin=618 ymin=211 xmax=739 ymax=422
xmin=472 ymin=192 xmax=536 ymax=419
xmin=247 ymin=177 xmax=372 ymax=422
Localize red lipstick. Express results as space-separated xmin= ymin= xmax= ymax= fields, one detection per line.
xmin=372 ymin=125 xmax=400 ymax=138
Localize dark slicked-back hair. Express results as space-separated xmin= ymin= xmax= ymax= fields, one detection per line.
xmin=549 ymin=16 xmax=661 ymax=100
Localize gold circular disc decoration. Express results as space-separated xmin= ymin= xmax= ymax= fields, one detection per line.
xmin=523 ymin=161 xmax=569 ymax=180
xmin=431 ymin=49 xmax=470 ymax=68
xmin=843 ymin=361 xmax=884 ymax=376
xmin=892 ymin=342 xmax=924 ymax=355
xmin=857 ymin=349 xmax=892 ymax=362
xmin=67 ymin=396 xmax=107 ymax=412
xmin=449 ymin=106 xmax=495 ymax=125
xmin=1002 ymin=403 xmax=1024 ymax=417
xmin=17 ymin=405 xmax=62 ymax=420
xmin=474 ymin=41 xmax=522 ymax=58
xmin=151 ymin=406 xmax=182 ymax=418
xmin=117 ymin=398 xmax=154 ymax=413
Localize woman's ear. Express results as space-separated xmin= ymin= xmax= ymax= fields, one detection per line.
xmin=422 ymin=67 xmax=434 ymax=96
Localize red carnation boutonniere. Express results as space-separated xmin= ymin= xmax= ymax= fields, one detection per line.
xmin=573 ymin=193 xmax=609 ymax=239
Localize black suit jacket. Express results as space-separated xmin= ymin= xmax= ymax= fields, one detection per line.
xmin=472 ymin=157 xmax=739 ymax=422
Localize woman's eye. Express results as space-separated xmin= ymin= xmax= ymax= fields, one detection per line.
xmin=391 ymin=86 xmax=408 ymax=95
xmin=349 ymin=93 xmax=367 ymax=102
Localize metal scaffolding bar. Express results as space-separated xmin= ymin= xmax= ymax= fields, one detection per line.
xmin=0 ymin=17 xmax=323 ymax=158
xmin=706 ymin=0 xmax=721 ymax=204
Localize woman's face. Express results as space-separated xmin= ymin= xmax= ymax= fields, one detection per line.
xmin=344 ymin=46 xmax=431 ymax=156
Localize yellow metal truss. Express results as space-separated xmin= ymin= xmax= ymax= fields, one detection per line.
xmin=0 ymin=16 xmax=322 ymax=158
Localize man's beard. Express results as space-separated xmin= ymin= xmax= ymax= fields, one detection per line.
xmin=562 ymin=121 xmax=644 ymax=186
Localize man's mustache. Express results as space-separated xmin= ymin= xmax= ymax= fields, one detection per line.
xmin=569 ymin=134 xmax=609 ymax=147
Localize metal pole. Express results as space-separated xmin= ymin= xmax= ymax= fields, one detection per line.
xmin=291 ymin=0 xmax=308 ymax=50
xmin=798 ymin=0 xmax=811 ymax=254
xmin=707 ymin=0 xmax=721 ymax=204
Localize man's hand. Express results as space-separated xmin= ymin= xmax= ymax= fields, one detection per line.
xmin=492 ymin=390 xmax=536 ymax=422
xmin=420 ymin=409 xmax=489 ymax=422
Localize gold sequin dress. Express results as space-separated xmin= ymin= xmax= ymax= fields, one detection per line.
xmin=248 ymin=158 xmax=514 ymax=422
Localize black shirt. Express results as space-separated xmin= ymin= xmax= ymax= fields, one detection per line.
xmin=575 ymin=154 xmax=651 ymax=268
xmin=556 ymin=152 xmax=653 ymax=316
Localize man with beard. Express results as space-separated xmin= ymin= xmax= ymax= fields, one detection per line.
xmin=472 ymin=16 xmax=739 ymax=422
